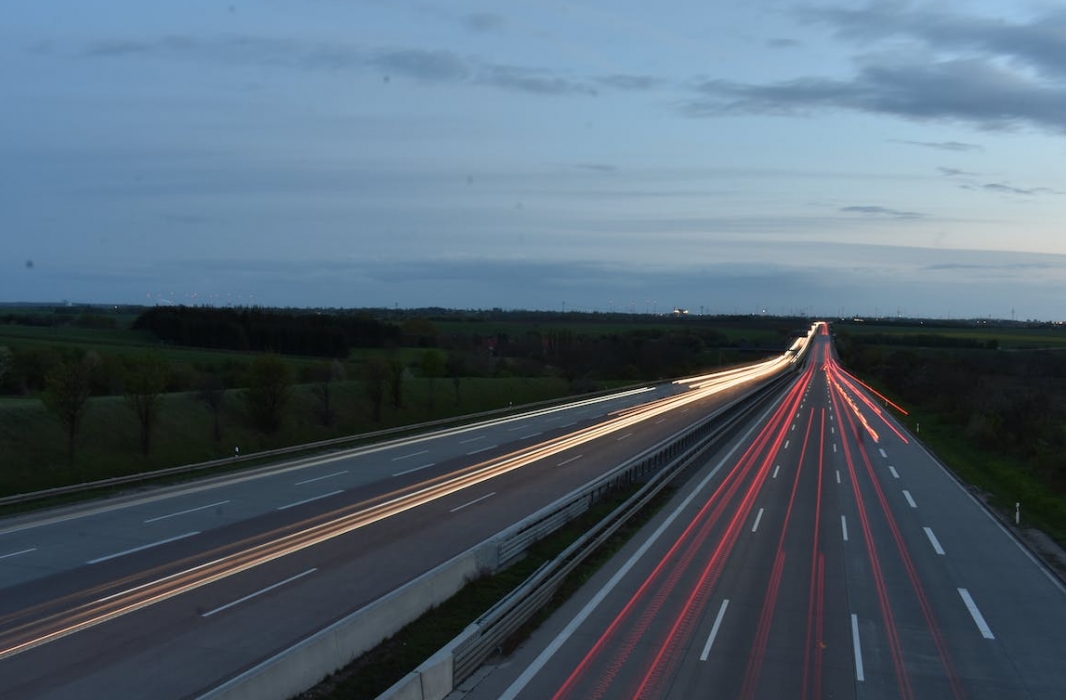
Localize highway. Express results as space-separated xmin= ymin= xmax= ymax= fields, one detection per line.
xmin=0 ymin=347 xmax=800 ymax=699
xmin=460 ymin=326 xmax=1066 ymax=700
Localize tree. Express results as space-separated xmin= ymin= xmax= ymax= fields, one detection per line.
xmin=447 ymin=352 xmax=465 ymax=407
xmin=244 ymin=354 xmax=292 ymax=434
xmin=198 ymin=371 xmax=227 ymax=441
xmin=0 ymin=346 xmax=12 ymax=391
xmin=311 ymin=359 xmax=345 ymax=426
xmin=362 ymin=357 xmax=389 ymax=422
xmin=41 ymin=353 xmax=94 ymax=464
xmin=388 ymin=357 xmax=406 ymax=409
xmin=419 ymin=349 xmax=446 ymax=411
xmin=124 ymin=353 xmax=169 ymax=457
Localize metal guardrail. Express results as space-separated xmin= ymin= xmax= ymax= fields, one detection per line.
xmin=0 ymin=386 xmax=640 ymax=509
xmin=450 ymin=370 xmax=793 ymax=683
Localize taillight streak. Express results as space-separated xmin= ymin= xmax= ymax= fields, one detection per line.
xmin=550 ymin=367 xmax=815 ymax=700
xmin=831 ymin=382 xmax=914 ymax=700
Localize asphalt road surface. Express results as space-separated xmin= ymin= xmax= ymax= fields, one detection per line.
xmin=458 ymin=328 xmax=1066 ymax=700
xmin=0 ymin=353 xmax=795 ymax=699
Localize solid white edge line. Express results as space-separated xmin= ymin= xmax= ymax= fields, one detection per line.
xmin=924 ymin=527 xmax=946 ymax=555
xmin=0 ymin=547 xmax=37 ymax=560
xmin=494 ymin=387 xmax=787 ymax=700
xmin=841 ymin=515 xmax=849 ymax=541
xmin=450 ymin=492 xmax=497 ymax=513
xmin=700 ymin=599 xmax=730 ymax=661
xmin=851 ymin=614 xmax=865 ymax=681
xmin=294 ymin=471 xmax=348 ymax=486
xmin=958 ymin=588 xmax=995 ymax=639
xmin=888 ymin=466 xmax=900 ymax=479
xmin=392 ymin=462 xmax=437 ymax=477
xmin=276 ymin=490 xmax=343 ymax=511
xmin=87 ymin=531 xmax=200 ymax=565
xmin=752 ymin=508 xmax=765 ymax=533
xmin=908 ymin=435 xmax=1066 ymax=597
xmin=903 ymin=490 xmax=917 ymax=508
xmin=143 ymin=500 xmax=230 ymax=524
xmin=201 ymin=568 xmax=317 ymax=618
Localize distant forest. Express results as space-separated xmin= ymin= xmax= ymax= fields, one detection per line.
xmin=132 ymin=306 xmax=401 ymax=357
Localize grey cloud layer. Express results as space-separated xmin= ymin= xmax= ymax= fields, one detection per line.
xmin=685 ymin=4 xmax=1066 ymax=134
xmin=78 ymin=35 xmax=657 ymax=97
xmin=840 ymin=205 xmax=922 ymax=219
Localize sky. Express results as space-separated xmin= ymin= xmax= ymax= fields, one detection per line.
xmin=3 ymin=0 xmax=1066 ymax=320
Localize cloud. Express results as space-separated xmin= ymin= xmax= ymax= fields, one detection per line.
xmin=893 ymin=140 xmax=982 ymax=152
xmin=461 ymin=12 xmax=506 ymax=33
xmin=77 ymin=35 xmax=623 ymax=97
xmin=685 ymin=4 xmax=1066 ymax=134
xmin=573 ymin=163 xmax=618 ymax=173
xmin=979 ymin=183 xmax=1056 ymax=196
xmin=840 ymin=205 xmax=923 ymax=219
xmin=686 ymin=58 xmax=1066 ymax=133
xmin=476 ymin=65 xmax=597 ymax=95
xmin=937 ymin=167 xmax=978 ymax=177
xmin=594 ymin=74 xmax=665 ymax=91
xmin=370 ymin=48 xmax=470 ymax=83
xmin=802 ymin=3 xmax=1066 ymax=81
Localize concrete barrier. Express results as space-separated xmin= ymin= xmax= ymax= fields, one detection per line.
xmin=197 ymin=548 xmax=486 ymax=700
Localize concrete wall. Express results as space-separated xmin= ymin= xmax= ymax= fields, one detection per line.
xmin=196 ymin=546 xmax=486 ymax=700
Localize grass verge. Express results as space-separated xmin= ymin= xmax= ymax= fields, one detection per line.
xmin=296 ymin=480 xmax=677 ymax=700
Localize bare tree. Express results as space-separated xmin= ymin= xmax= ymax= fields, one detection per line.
xmin=124 ymin=353 xmax=169 ymax=457
xmin=311 ymin=359 xmax=345 ymax=426
xmin=420 ymin=349 xmax=446 ymax=411
xmin=0 ymin=346 xmax=11 ymax=390
xmin=388 ymin=357 xmax=406 ymax=409
xmin=198 ymin=372 xmax=227 ymax=441
xmin=362 ymin=357 xmax=389 ymax=422
xmin=244 ymin=354 xmax=293 ymax=434
xmin=41 ymin=353 xmax=94 ymax=464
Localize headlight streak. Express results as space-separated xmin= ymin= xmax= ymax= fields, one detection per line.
xmin=0 ymin=354 xmax=792 ymax=661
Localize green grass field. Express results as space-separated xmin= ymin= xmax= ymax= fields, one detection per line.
xmin=0 ymin=375 xmax=573 ymax=497
xmin=835 ymin=321 xmax=1066 ymax=349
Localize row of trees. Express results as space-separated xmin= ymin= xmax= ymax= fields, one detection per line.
xmin=31 ymin=349 xmax=430 ymax=465
xmin=133 ymin=306 xmax=401 ymax=357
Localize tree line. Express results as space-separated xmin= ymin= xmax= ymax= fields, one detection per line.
xmin=132 ymin=306 xmax=401 ymax=357
xmin=834 ymin=329 xmax=1066 ymax=492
